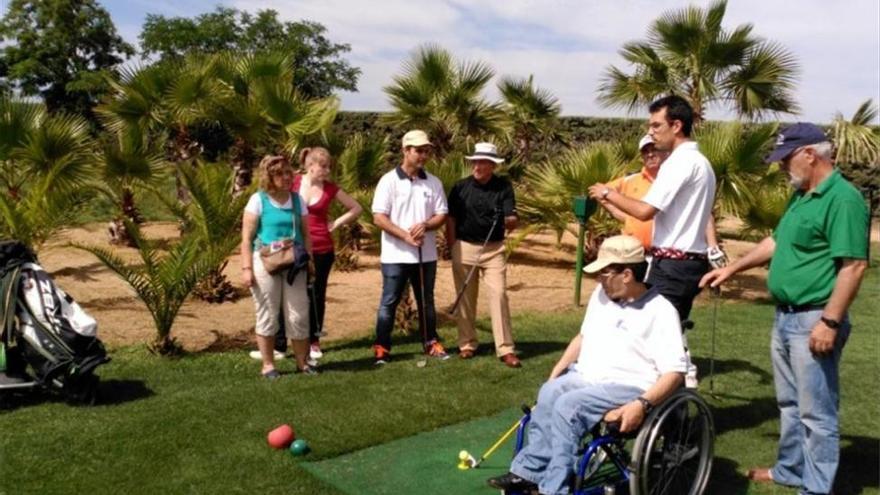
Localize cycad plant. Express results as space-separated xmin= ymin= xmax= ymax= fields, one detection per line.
xmin=598 ymin=0 xmax=799 ymax=125
xmin=739 ymin=173 xmax=791 ymax=239
xmin=519 ymin=142 xmax=630 ymax=258
xmin=177 ymin=162 xmax=253 ymax=303
xmin=0 ymin=98 xmax=95 ymax=249
xmin=383 ymin=44 xmax=504 ymax=157
xmin=73 ymin=221 xmax=221 ymax=355
xmin=832 ymin=99 xmax=879 ymax=206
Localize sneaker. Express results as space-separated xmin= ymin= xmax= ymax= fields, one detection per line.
xmin=307 ymin=358 xmax=319 ymax=368
xmin=425 ymin=340 xmax=450 ymax=360
xmin=309 ymin=343 xmax=323 ymax=360
xmin=486 ymin=472 xmax=537 ymax=491
xmin=249 ymin=350 xmax=285 ymax=361
xmin=373 ymin=345 xmax=390 ymax=365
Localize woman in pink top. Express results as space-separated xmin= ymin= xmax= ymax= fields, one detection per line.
xmin=290 ymin=147 xmax=362 ymax=360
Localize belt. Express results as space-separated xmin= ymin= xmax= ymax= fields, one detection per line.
xmin=649 ymin=247 xmax=707 ymax=261
xmin=776 ymin=304 xmax=824 ymax=314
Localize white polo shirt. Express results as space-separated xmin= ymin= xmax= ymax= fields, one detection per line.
xmin=371 ymin=166 xmax=448 ymax=264
xmin=574 ymin=286 xmax=687 ymax=391
xmin=642 ymin=141 xmax=716 ymax=253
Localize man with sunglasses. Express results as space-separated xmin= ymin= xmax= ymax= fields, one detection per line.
xmin=370 ymin=130 xmax=450 ymax=364
xmin=700 ymin=123 xmax=868 ymax=495
xmin=488 ymin=235 xmax=687 ymax=495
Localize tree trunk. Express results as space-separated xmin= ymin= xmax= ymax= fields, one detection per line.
xmin=231 ymin=138 xmax=256 ymax=196
xmin=193 ymin=260 xmax=239 ymax=304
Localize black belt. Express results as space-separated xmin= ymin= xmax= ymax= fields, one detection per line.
xmin=777 ymin=304 xmax=824 ymax=314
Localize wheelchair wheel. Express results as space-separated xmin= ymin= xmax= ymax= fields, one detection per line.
xmin=629 ymin=389 xmax=713 ymax=495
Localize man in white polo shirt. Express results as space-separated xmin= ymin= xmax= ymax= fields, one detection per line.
xmin=588 ymin=95 xmax=716 ymax=322
xmin=487 ymin=235 xmax=686 ymax=495
xmin=370 ymin=130 xmax=450 ymax=364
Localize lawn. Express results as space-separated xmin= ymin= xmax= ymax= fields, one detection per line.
xmin=1 ymin=265 xmax=877 ymax=494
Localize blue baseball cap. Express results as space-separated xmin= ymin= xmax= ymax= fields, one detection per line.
xmin=766 ymin=123 xmax=828 ymax=163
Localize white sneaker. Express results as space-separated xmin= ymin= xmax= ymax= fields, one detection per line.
xmin=685 ymin=353 xmax=699 ymax=389
xmin=249 ymin=350 xmax=285 ymax=361
xmin=307 ymin=357 xmax=319 ymax=368
xmin=309 ymin=344 xmax=323 ymax=360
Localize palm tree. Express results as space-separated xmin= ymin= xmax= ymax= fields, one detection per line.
xmin=694 ymin=121 xmax=778 ymax=217
xmin=0 ymin=98 xmax=95 ymax=249
xmin=519 ymin=142 xmax=630 ymax=257
xmin=383 ymin=44 xmax=505 ymax=157
xmin=73 ymin=221 xmax=221 ymax=355
xmin=597 ymin=0 xmax=799 ymax=125
xmin=739 ymin=179 xmax=791 ymax=239
xmin=93 ymin=129 xmax=169 ymax=246
xmin=832 ymin=99 xmax=880 ymax=167
xmin=498 ymin=75 xmax=566 ymax=164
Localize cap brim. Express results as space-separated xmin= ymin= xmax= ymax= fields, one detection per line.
xmin=766 ymin=145 xmax=795 ymax=164
xmin=465 ymin=155 xmax=504 ymax=164
xmin=583 ymin=258 xmax=611 ymax=274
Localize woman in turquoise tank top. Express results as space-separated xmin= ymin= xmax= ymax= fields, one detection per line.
xmin=240 ymin=155 xmax=315 ymax=379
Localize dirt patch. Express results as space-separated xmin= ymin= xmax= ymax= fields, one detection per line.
xmin=34 ymin=223 xmax=774 ymax=352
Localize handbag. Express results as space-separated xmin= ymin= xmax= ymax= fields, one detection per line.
xmin=258 ymin=192 xmax=301 ymax=275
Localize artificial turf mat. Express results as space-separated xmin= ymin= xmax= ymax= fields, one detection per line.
xmin=302 ymin=407 xmax=527 ymax=494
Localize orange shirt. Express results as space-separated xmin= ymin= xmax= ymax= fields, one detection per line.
xmin=607 ymin=167 xmax=655 ymax=249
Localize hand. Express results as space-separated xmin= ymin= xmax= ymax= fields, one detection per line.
xmin=241 ymin=269 xmax=255 ymax=288
xmin=587 ymin=183 xmax=610 ymax=201
xmin=707 ymin=245 xmax=729 ymax=269
xmin=603 ymin=401 xmax=645 ymax=433
xmin=405 ymin=232 xmax=423 ymax=248
xmin=809 ymin=320 xmax=837 ymax=356
xmin=409 ymin=222 xmax=427 ymax=241
xmin=699 ymin=266 xmax=734 ymax=289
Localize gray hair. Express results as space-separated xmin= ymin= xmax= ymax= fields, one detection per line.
xmin=804 ymin=141 xmax=834 ymax=161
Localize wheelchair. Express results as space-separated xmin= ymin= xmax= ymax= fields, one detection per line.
xmin=502 ymin=388 xmax=714 ymax=495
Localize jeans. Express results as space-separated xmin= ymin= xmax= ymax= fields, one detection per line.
xmin=770 ymin=308 xmax=849 ymax=495
xmin=510 ymin=372 xmax=643 ymax=495
xmin=374 ymin=261 xmax=439 ymax=351
xmin=308 ymin=252 xmax=335 ymax=343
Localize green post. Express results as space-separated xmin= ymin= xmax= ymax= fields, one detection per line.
xmin=572 ymin=196 xmax=598 ymax=307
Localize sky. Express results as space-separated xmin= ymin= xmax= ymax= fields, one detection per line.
xmin=103 ymin=0 xmax=880 ymax=124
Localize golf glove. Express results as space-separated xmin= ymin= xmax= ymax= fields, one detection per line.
xmin=707 ymin=245 xmax=729 ymax=269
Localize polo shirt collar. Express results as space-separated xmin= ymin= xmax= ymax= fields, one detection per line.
xmin=639 ymin=166 xmax=656 ymax=182
xmin=809 ymin=169 xmax=842 ymax=197
xmin=674 ymin=141 xmax=698 ymax=153
xmin=618 ymin=285 xmax=660 ymax=310
xmin=395 ymin=165 xmax=427 ymax=180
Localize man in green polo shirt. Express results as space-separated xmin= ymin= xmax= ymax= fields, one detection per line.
xmin=700 ymin=123 xmax=868 ymax=495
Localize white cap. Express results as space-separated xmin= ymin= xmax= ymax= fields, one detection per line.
xmin=638 ymin=134 xmax=654 ymax=151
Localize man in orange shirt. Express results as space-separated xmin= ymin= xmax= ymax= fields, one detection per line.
xmin=602 ymin=135 xmax=667 ymax=249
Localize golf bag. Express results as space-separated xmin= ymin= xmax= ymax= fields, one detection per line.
xmin=0 ymin=240 xmax=109 ymax=402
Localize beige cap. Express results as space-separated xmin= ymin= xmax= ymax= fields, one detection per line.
xmin=583 ymin=235 xmax=645 ymax=273
xmin=402 ymin=130 xmax=432 ymax=148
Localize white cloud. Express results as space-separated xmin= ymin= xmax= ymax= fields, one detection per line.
xmin=191 ymin=0 xmax=880 ymax=122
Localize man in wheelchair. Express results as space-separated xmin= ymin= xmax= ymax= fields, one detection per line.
xmin=488 ymin=235 xmax=688 ymax=495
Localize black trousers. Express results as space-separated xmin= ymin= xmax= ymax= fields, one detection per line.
xmin=646 ymin=257 xmax=710 ymax=321
xmin=275 ymin=252 xmax=336 ymax=351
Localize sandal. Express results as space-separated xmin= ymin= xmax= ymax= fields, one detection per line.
xmin=262 ymin=369 xmax=282 ymax=381
xmin=298 ymin=366 xmax=319 ymax=376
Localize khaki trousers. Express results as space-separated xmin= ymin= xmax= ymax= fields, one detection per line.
xmin=451 ymin=240 xmax=515 ymax=356
xmin=250 ymin=252 xmax=310 ymax=340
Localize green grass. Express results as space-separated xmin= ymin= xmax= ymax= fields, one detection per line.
xmin=1 ymin=265 xmax=878 ymax=494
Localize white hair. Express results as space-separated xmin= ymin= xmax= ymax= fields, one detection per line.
xmin=804 ymin=141 xmax=834 ymax=161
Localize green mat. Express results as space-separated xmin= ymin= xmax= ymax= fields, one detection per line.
xmin=302 ymin=407 xmax=526 ymax=494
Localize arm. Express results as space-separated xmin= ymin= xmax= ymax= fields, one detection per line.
xmin=445 ymin=216 xmax=457 ymax=246
xmin=588 ymin=183 xmax=658 ymax=221
xmin=604 ymin=372 xmax=684 ymax=433
xmin=330 ymin=189 xmax=363 ymax=232
xmin=601 ymin=199 xmax=628 ymax=222
xmin=549 ymin=334 xmax=583 ymax=379
xmin=240 ymin=212 xmax=258 ymax=288
xmin=810 ymin=258 xmax=868 ymax=355
xmin=705 ymin=213 xmax=719 ymax=246
xmin=700 ymin=236 xmax=776 ymax=289
xmin=504 ymin=215 xmax=518 ymax=232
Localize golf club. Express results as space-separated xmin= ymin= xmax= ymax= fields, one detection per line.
xmin=709 ymin=286 xmax=720 ymax=397
xmin=466 ymin=404 xmax=532 ymax=469
xmin=448 ymin=206 xmax=502 ymax=316
xmin=416 ymin=244 xmax=428 ymax=367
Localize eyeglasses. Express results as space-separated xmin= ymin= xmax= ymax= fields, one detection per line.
xmin=410 ymin=147 xmax=432 ymax=155
xmin=597 ymin=268 xmax=622 ymax=280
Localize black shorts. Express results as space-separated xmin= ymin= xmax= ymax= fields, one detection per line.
xmin=646 ymin=257 xmax=710 ymax=321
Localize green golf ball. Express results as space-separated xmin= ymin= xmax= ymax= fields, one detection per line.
xmin=289 ymin=439 xmax=310 ymax=456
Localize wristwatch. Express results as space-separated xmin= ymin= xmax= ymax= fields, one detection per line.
xmin=820 ymin=316 xmax=841 ymax=329
xmin=601 ymin=187 xmax=611 ymax=199
xmin=635 ymin=396 xmax=653 ymax=414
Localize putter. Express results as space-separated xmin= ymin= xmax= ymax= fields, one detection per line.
xmin=416 ymin=245 xmax=429 ymax=367
xmin=708 ymin=286 xmax=721 ymax=397
xmin=448 ymin=207 xmax=501 ymax=316
xmin=469 ymin=404 xmax=533 ymax=469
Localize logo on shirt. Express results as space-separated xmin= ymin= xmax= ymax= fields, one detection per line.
xmin=775 ymin=133 xmax=785 ymax=146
